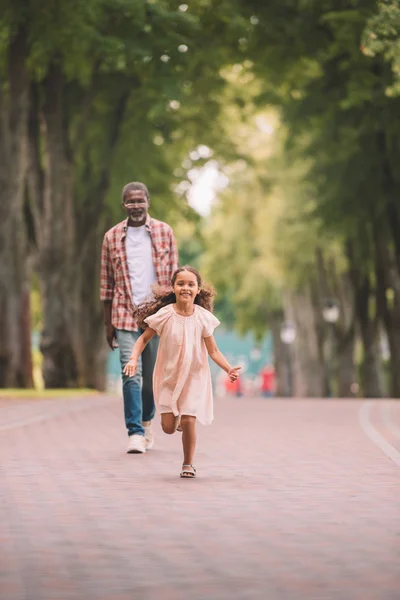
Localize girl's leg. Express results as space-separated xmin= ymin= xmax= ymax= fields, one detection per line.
xmin=180 ymin=415 xmax=197 ymax=477
xmin=160 ymin=412 xmax=180 ymax=434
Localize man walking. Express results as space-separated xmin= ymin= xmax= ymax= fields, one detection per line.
xmin=100 ymin=182 xmax=178 ymax=453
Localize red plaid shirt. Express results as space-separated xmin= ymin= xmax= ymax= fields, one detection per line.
xmin=100 ymin=215 xmax=178 ymax=330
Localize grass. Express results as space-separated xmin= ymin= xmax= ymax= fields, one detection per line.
xmin=0 ymin=389 xmax=100 ymax=399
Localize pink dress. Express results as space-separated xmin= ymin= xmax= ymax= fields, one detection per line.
xmin=144 ymin=304 xmax=220 ymax=425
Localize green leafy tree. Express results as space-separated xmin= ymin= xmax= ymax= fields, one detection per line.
xmin=362 ymin=0 xmax=400 ymax=96
xmin=1 ymin=0 xmax=249 ymax=388
xmin=227 ymin=0 xmax=400 ymax=395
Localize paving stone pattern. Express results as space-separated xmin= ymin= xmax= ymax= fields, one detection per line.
xmin=1 ymin=394 xmax=399 ymax=600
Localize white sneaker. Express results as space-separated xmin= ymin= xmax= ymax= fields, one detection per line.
xmin=126 ymin=434 xmax=146 ymax=454
xmin=143 ymin=423 xmax=154 ymax=450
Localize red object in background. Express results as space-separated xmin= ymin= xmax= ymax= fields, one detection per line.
xmin=260 ymin=365 xmax=276 ymax=393
xmin=224 ymin=376 xmax=242 ymax=395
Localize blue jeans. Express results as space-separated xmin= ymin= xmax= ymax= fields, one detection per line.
xmin=116 ymin=329 xmax=159 ymax=437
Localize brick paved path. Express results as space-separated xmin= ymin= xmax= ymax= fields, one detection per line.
xmin=1 ymin=394 xmax=399 ymax=600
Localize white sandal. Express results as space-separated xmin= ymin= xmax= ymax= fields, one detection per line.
xmin=180 ymin=464 xmax=196 ymax=478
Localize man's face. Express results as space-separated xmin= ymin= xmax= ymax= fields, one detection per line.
xmin=123 ymin=189 xmax=149 ymax=226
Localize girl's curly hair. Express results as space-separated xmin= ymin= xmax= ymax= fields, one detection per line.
xmin=135 ymin=266 xmax=215 ymax=329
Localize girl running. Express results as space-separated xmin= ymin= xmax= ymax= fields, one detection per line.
xmin=123 ymin=266 xmax=241 ymax=478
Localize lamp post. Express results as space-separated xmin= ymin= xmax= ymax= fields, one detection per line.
xmin=280 ymin=321 xmax=296 ymax=396
xmin=322 ymin=300 xmax=339 ymax=397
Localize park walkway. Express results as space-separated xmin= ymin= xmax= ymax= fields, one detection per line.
xmin=1 ymin=393 xmax=399 ymax=600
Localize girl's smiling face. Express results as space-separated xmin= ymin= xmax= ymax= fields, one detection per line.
xmin=173 ymin=270 xmax=200 ymax=303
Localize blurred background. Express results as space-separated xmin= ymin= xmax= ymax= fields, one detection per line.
xmin=1 ymin=0 xmax=400 ymax=399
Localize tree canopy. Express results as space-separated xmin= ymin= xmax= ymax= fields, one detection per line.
xmin=2 ymin=0 xmax=400 ymax=396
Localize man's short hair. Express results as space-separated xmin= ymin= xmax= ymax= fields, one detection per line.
xmin=122 ymin=182 xmax=150 ymax=202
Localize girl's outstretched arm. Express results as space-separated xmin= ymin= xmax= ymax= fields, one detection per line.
xmin=204 ymin=335 xmax=241 ymax=382
xmin=123 ymin=327 xmax=157 ymax=377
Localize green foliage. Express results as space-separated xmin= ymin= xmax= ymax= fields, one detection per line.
xmin=201 ymin=110 xmax=347 ymax=337
xmin=201 ymin=0 xmax=400 ymax=340
xmin=0 ymin=0 xmax=251 ymax=242
xmin=234 ymin=0 xmax=400 ymax=246
xmin=6 ymin=0 xmax=400 ymax=350
xmin=363 ymin=0 xmax=400 ymax=96
xmin=1 ymin=0 xmax=252 ymax=333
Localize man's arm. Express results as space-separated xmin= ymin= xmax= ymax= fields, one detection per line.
xmin=169 ymin=228 xmax=179 ymax=278
xmin=103 ymin=300 xmax=117 ymax=349
xmin=100 ymin=234 xmax=116 ymax=349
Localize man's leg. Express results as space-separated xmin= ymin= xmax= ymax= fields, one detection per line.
xmin=141 ymin=333 xmax=159 ymax=422
xmin=116 ymin=329 xmax=144 ymax=438
xmin=141 ymin=334 xmax=159 ymax=449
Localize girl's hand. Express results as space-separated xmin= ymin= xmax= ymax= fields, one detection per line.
xmin=228 ymin=366 xmax=241 ymax=382
xmin=124 ymin=358 xmax=138 ymax=377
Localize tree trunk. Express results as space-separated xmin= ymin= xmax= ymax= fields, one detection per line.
xmin=359 ymin=320 xmax=384 ymax=398
xmin=0 ymin=30 xmax=33 ymax=388
xmin=314 ymin=248 xmax=357 ymax=397
xmin=386 ymin=327 xmax=400 ymax=397
xmin=286 ymin=289 xmax=325 ymax=397
xmin=337 ymin=324 xmax=356 ymax=397
xmin=332 ymin=269 xmax=356 ymax=397
xmin=375 ymin=130 xmax=400 ymax=396
xmin=73 ymin=89 xmax=130 ymax=389
xmin=30 ymin=66 xmax=82 ymax=387
xmin=356 ymin=275 xmax=384 ymax=398
xmin=268 ymin=313 xmax=288 ymax=396
xmin=374 ymin=229 xmax=400 ymax=397
xmin=346 ymin=239 xmax=384 ymax=398
xmin=76 ymin=219 xmax=109 ymax=389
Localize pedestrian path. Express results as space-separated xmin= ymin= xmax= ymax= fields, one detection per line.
xmin=1 ymin=394 xmax=399 ymax=599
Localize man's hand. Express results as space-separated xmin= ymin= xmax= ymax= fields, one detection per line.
xmin=105 ymin=323 xmax=117 ymax=350
xmin=124 ymin=358 xmax=138 ymax=377
xmin=228 ymin=366 xmax=241 ymax=382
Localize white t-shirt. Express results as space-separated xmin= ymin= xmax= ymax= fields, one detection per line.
xmin=125 ymin=225 xmax=157 ymax=306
